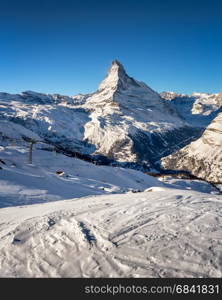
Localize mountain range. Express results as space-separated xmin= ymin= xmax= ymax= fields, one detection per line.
xmin=0 ymin=60 xmax=221 ymax=182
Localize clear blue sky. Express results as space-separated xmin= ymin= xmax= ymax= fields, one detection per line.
xmin=1 ymin=0 xmax=222 ymax=96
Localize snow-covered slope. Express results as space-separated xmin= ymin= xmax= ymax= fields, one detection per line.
xmin=0 ymin=144 xmax=161 ymax=208
xmin=0 ymin=188 xmax=222 ymax=277
xmin=0 ymin=119 xmax=41 ymax=142
xmin=161 ymin=112 xmax=222 ymax=184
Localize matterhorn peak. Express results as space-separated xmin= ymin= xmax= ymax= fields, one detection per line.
xmin=97 ymin=60 xmax=162 ymax=98
xmin=109 ymin=59 xmax=126 ymax=74
xmin=111 ymin=59 xmax=122 ymax=66
xmin=98 ymin=60 xmax=130 ymax=91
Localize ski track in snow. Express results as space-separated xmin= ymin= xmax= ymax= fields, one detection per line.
xmin=0 ymin=190 xmax=222 ymax=278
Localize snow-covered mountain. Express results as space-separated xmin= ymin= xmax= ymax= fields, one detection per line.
xmin=161 ymin=112 xmax=222 ymax=184
xmin=0 ymin=90 xmax=94 ymax=155
xmin=0 ymin=61 xmax=200 ymax=168
xmin=191 ymin=92 xmax=222 ymax=115
xmin=1 ymin=60 xmax=221 ymax=182
xmin=161 ymin=91 xmax=222 ymax=128
xmin=82 ymin=60 xmax=198 ymax=165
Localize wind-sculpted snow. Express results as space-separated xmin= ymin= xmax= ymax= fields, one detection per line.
xmin=161 ymin=113 xmax=222 ymax=184
xmin=0 ymin=188 xmax=222 ymax=277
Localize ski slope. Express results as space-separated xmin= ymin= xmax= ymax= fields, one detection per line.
xmin=0 ymin=188 xmax=222 ymax=277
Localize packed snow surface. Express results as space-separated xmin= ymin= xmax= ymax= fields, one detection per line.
xmin=0 ymin=188 xmax=222 ymax=277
